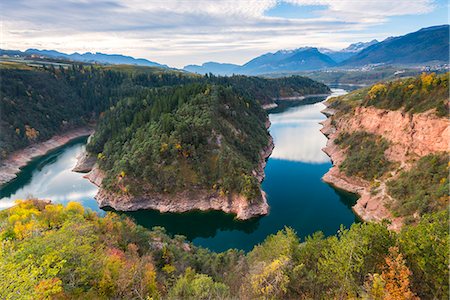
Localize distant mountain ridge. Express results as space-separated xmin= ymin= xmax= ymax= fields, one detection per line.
xmin=184 ymin=62 xmax=240 ymax=75
xmin=183 ymin=47 xmax=337 ymax=75
xmin=240 ymin=47 xmax=336 ymax=74
xmin=320 ymin=39 xmax=379 ymax=63
xmin=2 ymin=25 xmax=447 ymax=75
xmin=340 ymin=25 xmax=449 ymax=66
xmin=22 ymin=49 xmax=167 ymax=68
xmin=183 ymin=25 xmax=448 ymax=75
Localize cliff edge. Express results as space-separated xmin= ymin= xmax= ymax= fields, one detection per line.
xmin=321 ymin=88 xmax=449 ymax=230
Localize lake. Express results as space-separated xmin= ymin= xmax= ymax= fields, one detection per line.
xmin=0 ymin=88 xmax=358 ymax=252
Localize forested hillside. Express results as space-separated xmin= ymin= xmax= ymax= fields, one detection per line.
xmin=0 ymin=64 xmax=191 ymax=160
xmin=1 ymin=200 xmax=447 ymax=299
xmin=328 ymin=72 xmax=448 ymax=116
xmin=87 ymin=83 xmax=270 ymax=200
xmin=0 ymin=62 xmax=329 ymax=161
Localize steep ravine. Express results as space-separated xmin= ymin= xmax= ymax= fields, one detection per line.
xmin=320 ymin=105 xmax=449 ymax=230
xmin=76 ymin=120 xmax=274 ymax=220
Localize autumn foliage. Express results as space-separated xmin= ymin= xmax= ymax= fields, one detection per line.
xmin=0 ymin=200 xmax=448 ymax=299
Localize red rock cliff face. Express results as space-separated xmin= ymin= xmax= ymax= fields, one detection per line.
xmin=321 ymin=106 xmax=449 ymax=230
xmin=334 ymin=107 xmax=448 ymax=161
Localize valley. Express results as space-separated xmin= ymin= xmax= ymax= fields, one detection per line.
xmin=0 ymin=88 xmax=358 ymax=252
xmin=0 ymin=18 xmax=448 ymax=299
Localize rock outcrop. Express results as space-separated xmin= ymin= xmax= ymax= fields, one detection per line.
xmin=0 ymin=127 xmax=94 ymax=186
xmin=79 ymin=119 xmax=274 ymax=220
xmin=72 ymin=151 xmax=97 ymax=173
xmin=321 ymin=104 xmax=449 ymax=230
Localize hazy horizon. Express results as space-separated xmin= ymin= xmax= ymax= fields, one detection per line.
xmin=2 ymin=0 xmax=448 ymax=68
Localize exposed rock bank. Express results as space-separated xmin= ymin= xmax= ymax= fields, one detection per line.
xmin=320 ymin=103 xmax=449 ymax=230
xmin=0 ymin=127 xmax=94 ymax=187
xmin=72 ymin=151 xmax=97 ymax=173
xmin=79 ymin=119 xmax=274 ymax=220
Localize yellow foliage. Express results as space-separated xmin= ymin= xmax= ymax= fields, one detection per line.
xmin=381 ymin=246 xmax=417 ymax=300
xmin=162 ymin=264 xmax=176 ymax=275
xmin=160 ymin=142 xmax=169 ymax=153
xmin=368 ymin=84 xmax=387 ymax=100
xmin=364 ymin=273 xmax=386 ymax=300
xmin=219 ymin=189 xmax=227 ymax=197
xmin=13 ymin=220 xmax=37 ymax=240
xmin=25 ymin=125 xmax=39 ymax=140
xmin=35 ymin=278 xmax=63 ymax=299
xmin=65 ymin=202 xmax=84 ymax=215
xmin=250 ymin=255 xmax=289 ymax=299
xmin=97 ymin=153 xmax=106 ymax=160
xmin=175 ymin=143 xmax=182 ymax=150
xmin=420 ymin=72 xmax=436 ymax=90
xmin=143 ymin=263 xmax=159 ymax=297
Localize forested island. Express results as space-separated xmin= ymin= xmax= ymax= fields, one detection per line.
xmin=83 ymin=83 xmax=274 ymax=219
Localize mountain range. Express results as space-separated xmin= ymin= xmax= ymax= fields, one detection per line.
xmin=182 ymin=25 xmax=448 ymax=75
xmin=341 ymin=25 xmax=449 ymax=66
xmin=319 ymin=39 xmax=379 ymax=63
xmin=1 ymin=25 xmax=448 ymax=75
xmin=2 ymin=49 xmax=167 ymax=68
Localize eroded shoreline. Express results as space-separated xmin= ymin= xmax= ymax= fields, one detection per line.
xmin=319 ymin=100 xmax=449 ymax=230
xmin=0 ymin=127 xmax=94 ymax=187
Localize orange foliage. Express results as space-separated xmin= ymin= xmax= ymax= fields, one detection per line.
xmin=25 ymin=125 xmax=39 ymax=140
xmin=381 ymin=246 xmax=417 ymax=300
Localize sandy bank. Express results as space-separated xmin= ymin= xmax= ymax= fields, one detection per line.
xmin=0 ymin=127 xmax=94 ymax=187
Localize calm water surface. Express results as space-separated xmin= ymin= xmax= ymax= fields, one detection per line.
xmin=0 ymin=88 xmax=358 ymax=252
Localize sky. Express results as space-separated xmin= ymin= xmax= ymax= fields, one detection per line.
xmin=1 ymin=0 xmax=448 ymax=68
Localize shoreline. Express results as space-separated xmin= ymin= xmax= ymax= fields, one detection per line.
xmin=0 ymin=127 xmax=95 ymax=187
xmin=319 ymin=99 xmax=449 ymax=231
xmin=78 ymin=119 xmax=275 ymax=220
xmin=273 ymin=93 xmax=330 ymax=102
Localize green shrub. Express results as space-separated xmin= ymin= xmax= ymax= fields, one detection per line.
xmin=387 ymin=153 xmax=448 ymax=217
xmin=335 ymin=131 xmax=392 ymax=180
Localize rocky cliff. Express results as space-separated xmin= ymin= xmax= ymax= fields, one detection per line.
xmin=321 ymin=104 xmax=449 ymax=230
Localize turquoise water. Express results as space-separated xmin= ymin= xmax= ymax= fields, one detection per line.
xmin=0 ymin=137 xmax=100 ymax=212
xmin=0 ymin=89 xmax=358 ymax=252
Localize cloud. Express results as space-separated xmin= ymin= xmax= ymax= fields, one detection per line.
xmin=285 ymin=0 xmax=434 ymax=18
xmin=1 ymin=0 xmax=439 ymax=67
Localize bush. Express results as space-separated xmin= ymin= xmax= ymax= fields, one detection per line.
xmin=335 ymin=131 xmax=392 ymax=180
xmin=387 ymin=153 xmax=448 ymax=217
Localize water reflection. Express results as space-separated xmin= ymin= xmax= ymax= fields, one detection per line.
xmin=0 ymin=137 xmax=100 ymax=212
xmin=269 ymin=89 xmax=346 ymax=163
xmin=119 ymin=209 xmax=261 ymax=240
